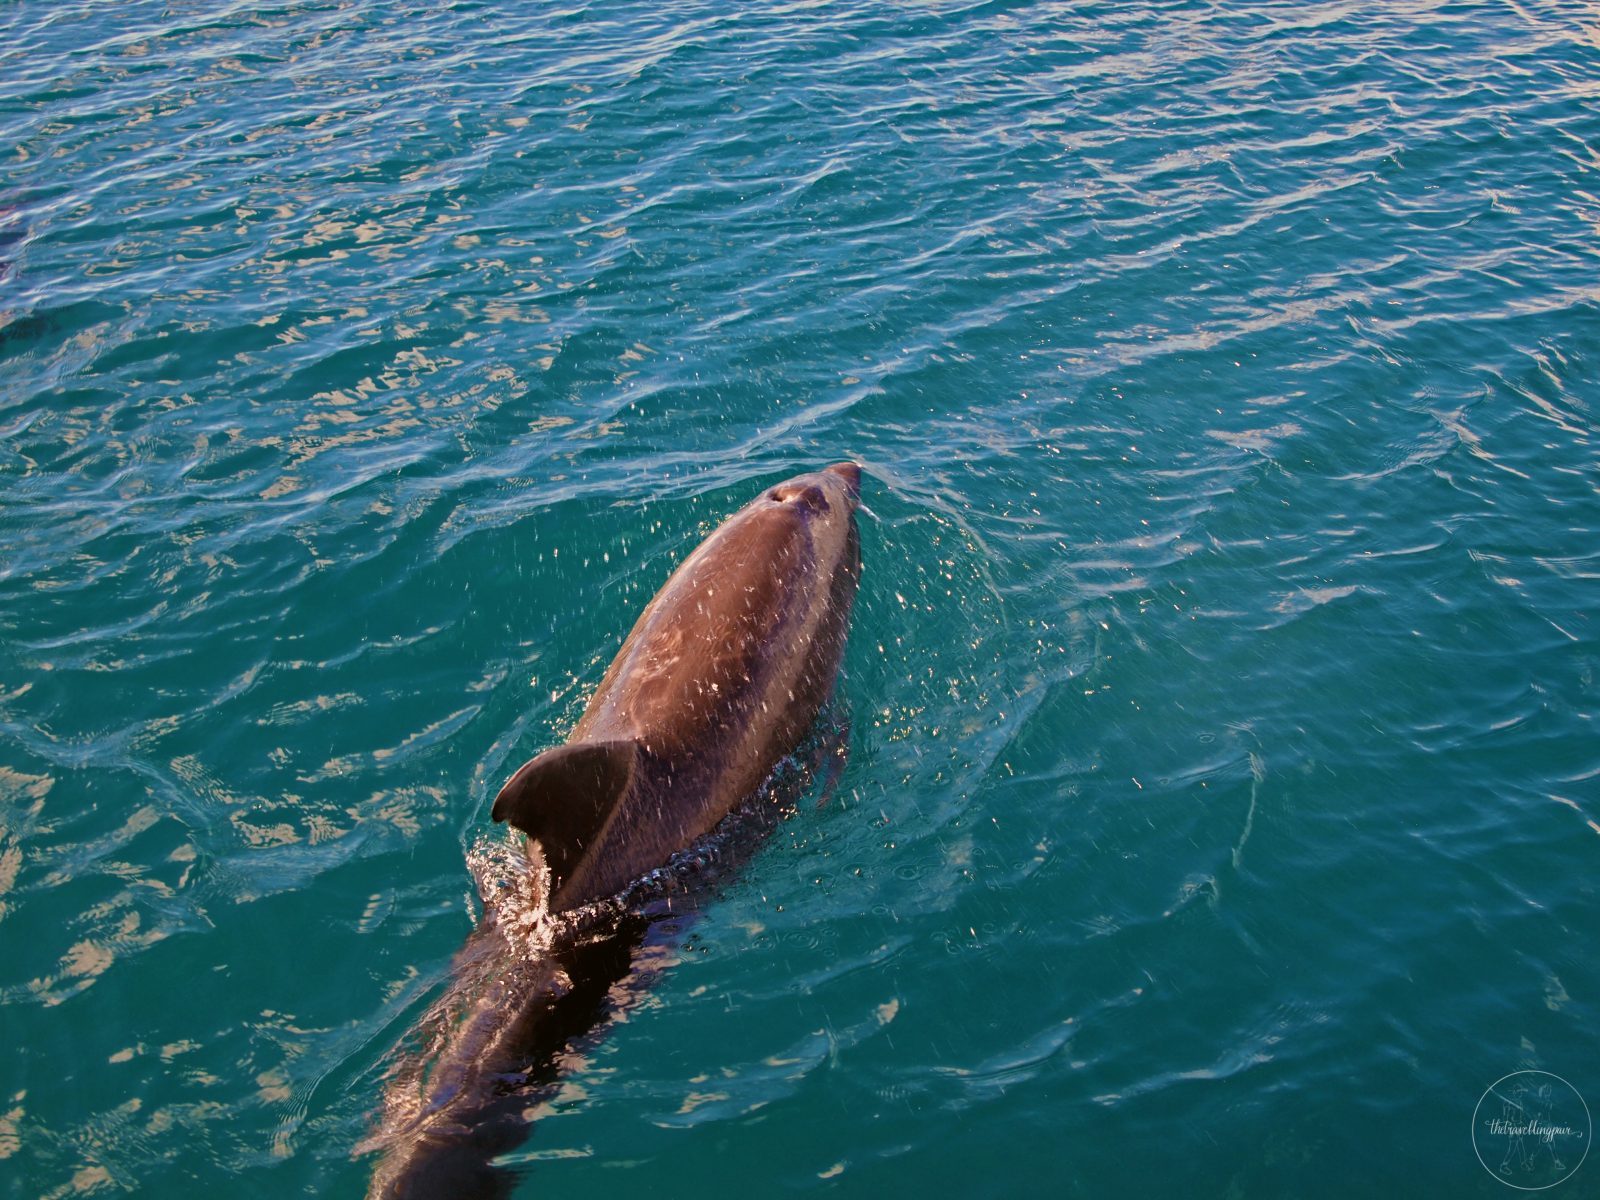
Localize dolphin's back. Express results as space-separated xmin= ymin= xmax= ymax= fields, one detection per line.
xmin=575 ymin=510 xmax=811 ymax=757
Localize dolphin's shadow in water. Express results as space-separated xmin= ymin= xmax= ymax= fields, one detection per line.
xmin=361 ymin=713 xmax=850 ymax=1199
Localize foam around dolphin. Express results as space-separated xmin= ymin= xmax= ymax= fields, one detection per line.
xmin=365 ymin=462 xmax=863 ymax=1198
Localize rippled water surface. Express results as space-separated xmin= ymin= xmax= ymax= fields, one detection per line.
xmin=4 ymin=0 xmax=1599 ymax=1195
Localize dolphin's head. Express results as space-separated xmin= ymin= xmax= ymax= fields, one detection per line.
xmin=757 ymin=461 xmax=861 ymax=580
xmin=764 ymin=460 xmax=860 ymax=521
xmin=763 ymin=461 xmax=860 ymax=506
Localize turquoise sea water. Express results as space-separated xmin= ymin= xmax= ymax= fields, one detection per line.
xmin=3 ymin=0 xmax=1598 ymax=1195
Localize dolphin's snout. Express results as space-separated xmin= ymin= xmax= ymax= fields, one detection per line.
xmin=824 ymin=461 xmax=861 ymax=497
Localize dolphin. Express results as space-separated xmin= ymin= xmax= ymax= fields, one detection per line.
xmin=365 ymin=462 xmax=862 ymax=1198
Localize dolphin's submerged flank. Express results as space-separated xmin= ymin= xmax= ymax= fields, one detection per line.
xmin=365 ymin=463 xmax=863 ymax=1198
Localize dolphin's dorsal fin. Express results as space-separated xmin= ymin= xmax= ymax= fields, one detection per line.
xmin=491 ymin=740 xmax=637 ymax=892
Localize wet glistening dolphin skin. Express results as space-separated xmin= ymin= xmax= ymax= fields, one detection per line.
xmin=365 ymin=462 xmax=863 ymax=1199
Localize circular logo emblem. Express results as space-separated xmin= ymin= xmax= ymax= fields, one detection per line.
xmin=1472 ymin=1071 xmax=1590 ymax=1190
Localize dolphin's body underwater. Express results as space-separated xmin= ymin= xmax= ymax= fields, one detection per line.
xmin=365 ymin=462 xmax=863 ymax=1199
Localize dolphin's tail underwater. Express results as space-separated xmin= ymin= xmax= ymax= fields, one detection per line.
xmin=362 ymin=901 xmax=654 ymax=1200
xmin=360 ymin=720 xmax=849 ymax=1199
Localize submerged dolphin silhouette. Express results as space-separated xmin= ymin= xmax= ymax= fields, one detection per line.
xmin=365 ymin=462 xmax=862 ymax=1198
